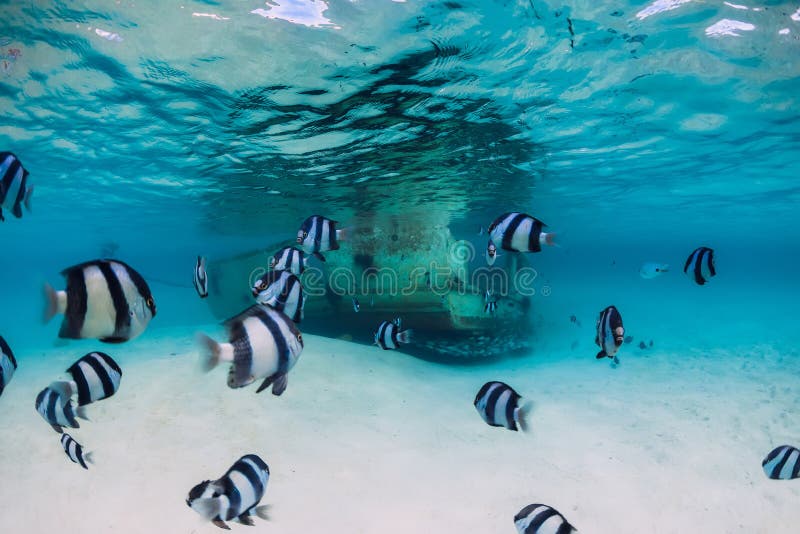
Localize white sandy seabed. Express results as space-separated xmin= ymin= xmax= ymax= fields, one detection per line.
xmin=1 ymin=325 xmax=799 ymax=534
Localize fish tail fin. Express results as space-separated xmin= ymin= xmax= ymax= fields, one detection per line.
xmin=541 ymin=232 xmax=557 ymax=247
xmin=83 ymin=451 xmax=94 ymax=465
xmin=515 ymin=400 xmax=533 ymax=433
xmin=43 ymin=283 xmax=61 ymax=323
xmin=397 ymin=329 xmax=413 ymax=344
xmin=336 ymin=226 xmax=349 ymax=241
xmin=48 ymin=380 xmax=75 ymax=403
xmin=75 ymin=406 xmax=90 ymax=421
xmin=596 ymin=350 xmax=607 ymax=359
xmin=24 ymin=184 xmax=33 ymax=212
xmin=253 ymin=505 xmax=271 ymax=520
xmin=196 ymin=333 xmax=223 ymax=372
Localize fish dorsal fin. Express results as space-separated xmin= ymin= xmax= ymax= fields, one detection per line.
xmin=222 ymin=305 xmax=265 ymax=330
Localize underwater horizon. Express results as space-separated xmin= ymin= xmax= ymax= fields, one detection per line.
xmin=1 ymin=0 xmax=800 ymax=533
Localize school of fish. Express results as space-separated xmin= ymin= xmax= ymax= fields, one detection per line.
xmin=0 ymin=153 xmax=788 ymax=533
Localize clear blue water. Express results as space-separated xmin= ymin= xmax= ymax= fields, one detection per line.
xmin=1 ymin=0 xmax=800 ymax=531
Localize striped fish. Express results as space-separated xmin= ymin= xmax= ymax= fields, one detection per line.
xmin=198 ymin=305 xmax=304 ymax=395
xmin=487 ymin=212 xmax=555 ymax=256
xmin=595 ymin=305 xmax=624 ymax=362
xmin=639 ymin=261 xmax=669 ymax=279
xmin=485 ymin=240 xmax=500 ymax=266
xmin=194 ymin=256 xmax=209 ymax=298
xmin=484 ymin=290 xmax=497 ymax=315
xmin=269 ymin=246 xmax=306 ymax=276
xmin=35 ymin=387 xmax=85 ymax=433
xmin=762 ymin=445 xmax=800 ymax=480
xmin=187 ymin=454 xmax=271 ymax=529
xmin=684 ymin=247 xmax=716 ymax=285
xmin=374 ymin=318 xmax=412 ymax=350
xmin=514 ymin=503 xmax=577 ymax=534
xmin=0 ymin=151 xmax=33 ymax=222
xmin=252 ymin=270 xmax=305 ymax=323
xmin=0 ymin=335 xmax=17 ymax=397
xmin=60 ymin=433 xmax=93 ymax=470
xmin=296 ymin=215 xmax=344 ymax=262
xmin=473 ymin=381 xmax=529 ymax=432
xmin=49 ymin=352 xmax=122 ymax=406
xmin=43 ymin=259 xmax=157 ymax=343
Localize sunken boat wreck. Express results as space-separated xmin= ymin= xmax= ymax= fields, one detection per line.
xmin=204 ymin=213 xmax=537 ymax=362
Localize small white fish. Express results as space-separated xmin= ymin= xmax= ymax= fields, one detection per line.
xmin=485 ymin=240 xmax=500 ymax=266
xmin=639 ymin=262 xmax=669 ymax=279
xmin=95 ymin=28 xmax=123 ymax=42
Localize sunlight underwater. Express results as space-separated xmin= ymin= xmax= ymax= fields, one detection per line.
xmin=1 ymin=0 xmax=800 ymax=533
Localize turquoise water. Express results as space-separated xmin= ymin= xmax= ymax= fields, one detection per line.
xmin=1 ymin=0 xmax=800 ymax=532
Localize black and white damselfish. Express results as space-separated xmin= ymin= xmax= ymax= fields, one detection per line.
xmin=514 ymin=503 xmax=578 ymax=534
xmin=762 ymin=445 xmax=800 ymax=480
xmin=197 ymin=305 xmax=304 ymax=395
xmin=595 ymin=305 xmax=624 ymax=363
xmin=473 ymin=381 xmax=530 ymax=432
xmin=0 ymin=151 xmax=33 ymax=222
xmin=296 ymin=215 xmax=346 ymax=262
xmin=485 ymin=240 xmax=501 ymax=266
xmin=60 ymin=433 xmax=93 ymax=470
xmin=49 ymin=352 xmax=122 ymax=407
xmin=43 ymin=259 xmax=157 ymax=343
xmin=269 ymin=246 xmax=306 ymax=276
xmin=374 ymin=318 xmax=412 ymax=350
xmin=252 ymin=270 xmax=305 ymax=323
xmin=35 ymin=386 xmax=86 ymax=433
xmin=194 ymin=256 xmax=209 ymax=298
xmin=0 ymin=335 xmax=17 ymax=398
xmin=484 ymin=290 xmax=497 ymax=315
xmin=486 ymin=212 xmax=556 ymax=265
xmin=684 ymin=246 xmax=716 ymax=285
xmin=187 ymin=454 xmax=271 ymax=530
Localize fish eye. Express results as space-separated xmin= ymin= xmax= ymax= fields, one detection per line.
xmin=146 ymin=297 xmax=154 ymax=307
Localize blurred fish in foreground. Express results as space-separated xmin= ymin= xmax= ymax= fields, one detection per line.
xmin=43 ymin=259 xmax=156 ymax=343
